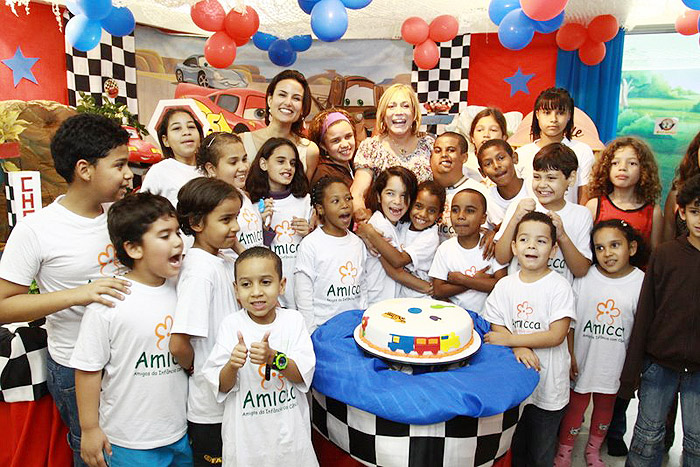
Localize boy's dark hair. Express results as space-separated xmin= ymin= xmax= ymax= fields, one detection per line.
xmin=531 ymin=87 xmax=575 ymax=140
xmin=51 ymin=113 xmax=129 ymax=183
xmin=265 ymin=70 xmax=312 ymax=139
xmin=156 ymin=108 xmax=204 ymax=159
xmin=436 ymin=131 xmax=468 ymax=154
xmin=108 ymin=192 xmax=176 ymax=269
xmin=515 ymin=211 xmax=557 ymax=244
xmin=678 ymin=173 xmax=700 ymax=208
xmin=533 ymin=143 xmax=578 ymax=178
xmin=311 ymin=175 xmax=347 ymax=207
xmin=591 ymin=219 xmax=648 ymax=269
xmin=365 ymin=166 xmax=418 ymax=224
xmin=235 ymin=246 xmax=283 ymax=281
xmin=177 ymin=177 xmax=242 ymax=236
xmin=476 ymin=138 xmax=514 ymax=163
xmin=453 ymin=188 xmax=487 ymax=213
xmin=245 ymin=137 xmax=309 ymax=202
xmin=469 ymin=107 xmax=508 ymax=141
xmin=196 ymin=132 xmax=244 ymax=173
xmin=417 ymin=180 xmax=447 ymax=219
xmin=673 ymin=130 xmax=700 ymax=191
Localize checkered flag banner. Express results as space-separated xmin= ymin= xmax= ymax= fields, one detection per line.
xmin=64 ymin=12 xmax=138 ymax=116
xmin=0 ymin=321 xmax=49 ymax=403
xmin=312 ymin=390 xmax=521 ymax=467
xmin=412 ymin=34 xmax=470 ymax=115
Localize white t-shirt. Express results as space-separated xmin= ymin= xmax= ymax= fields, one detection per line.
xmin=572 ymin=266 xmax=644 ymax=394
xmin=515 ymin=138 xmax=594 ymax=204
xmin=365 ymin=211 xmax=402 ymax=303
xmin=202 ymin=308 xmax=317 ymax=467
xmin=0 ymin=197 xmax=120 ymax=366
xmin=140 ymin=158 xmax=201 ymax=208
xmin=495 ymin=199 xmax=593 ymax=283
xmin=484 ymin=271 xmax=576 ymax=411
xmin=237 ymin=192 xmax=264 ymax=251
xmin=268 ymin=193 xmax=313 ymax=309
xmin=488 ymin=181 xmax=531 ymax=226
xmin=70 ymin=279 xmax=188 ymax=449
xmin=429 ymin=236 xmax=503 ymax=315
xmin=172 ymin=248 xmax=238 ymax=424
xmin=438 ymin=176 xmax=495 ymax=244
xmin=397 ymin=223 xmax=439 ymax=298
xmin=294 ymin=228 xmax=367 ymax=331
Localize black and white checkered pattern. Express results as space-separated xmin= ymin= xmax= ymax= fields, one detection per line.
xmin=0 ymin=321 xmax=48 ymax=403
xmin=412 ymin=34 xmax=470 ymax=116
xmin=312 ymin=390 xmax=520 ymax=467
xmin=64 ymin=13 xmax=138 ymax=116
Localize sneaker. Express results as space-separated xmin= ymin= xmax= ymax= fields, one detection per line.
xmin=607 ymin=437 xmax=628 ymax=457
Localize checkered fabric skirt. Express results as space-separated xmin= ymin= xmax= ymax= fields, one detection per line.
xmin=0 ymin=321 xmax=48 ymax=403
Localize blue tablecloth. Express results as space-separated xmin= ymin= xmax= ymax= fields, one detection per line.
xmin=311 ymin=309 xmax=539 ymax=425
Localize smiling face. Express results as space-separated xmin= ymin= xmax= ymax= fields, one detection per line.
xmin=192 ymin=197 xmax=242 ymax=255
xmin=410 ymin=189 xmax=441 ymax=231
xmin=318 ymin=182 xmax=353 ymax=236
xmin=322 ymin=120 xmax=356 ymax=164
xmin=512 ymin=220 xmax=556 ymax=273
xmin=267 ymin=78 xmax=305 ymax=125
xmin=260 ymin=144 xmax=297 ymax=192
xmin=535 ymin=108 xmax=571 ymax=140
xmin=478 ymin=144 xmax=517 ymax=188
xmin=235 ymin=256 xmax=286 ymax=325
xmin=378 ymin=175 xmax=409 ymax=224
xmin=593 ymin=227 xmax=636 ymax=278
xmin=431 ymin=134 xmax=467 ymax=178
xmin=471 ymin=115 xmax=505 ymax=152
xmin=205 ymin=142 xmax=249 ymax=190
xmin=532 ymin=168 xmax=574 ymax=210
xmin=383 ymin=90 xmax=415 ymax=137
xmin=90 ymin=144 xmax=133 ymax=203
xmin=161 ymin=111 xmax=201 ymax=162
xmin=609 ymin=145 xmax=641 ymax=190
xmin=450 ymin=191 xmax=487 ymax=239
xmin=127 ymin=214 xmax=184 ymax=286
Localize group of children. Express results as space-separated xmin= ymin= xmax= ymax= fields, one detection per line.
xmin=0 ymin=81 xmax=698 ymax=467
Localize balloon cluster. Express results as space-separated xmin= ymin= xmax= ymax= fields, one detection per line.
xmin=252 ymin=32 xmax=313 ymax=67
xmin=401 ymin=16 xmax=459 ymax=69
xmin=675 ymin=0 xmax=700 ymax=40
xmin=65 ymin=0 xmax=136 ymax=52
xmin=297 ymin=0 xmax=372 ymax=42
xmin=191 ymin=0 xmax=260 ymax=69
xmin=555 ymin=15 xmax=619 ymax=66
xmin=489 ymin=0 xmax=567 ymax=51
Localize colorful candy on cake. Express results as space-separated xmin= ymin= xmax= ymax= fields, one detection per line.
xmin=354 ymin=298 xmax=480 ymax=363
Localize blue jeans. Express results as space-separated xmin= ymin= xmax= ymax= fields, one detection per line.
xmin=511 ymin=404 xmax=566 ymax=467
xmin=46 ymin=354 xmax=88 ymax=467
xmin=627 ymin=360 xmax=700 ymax=467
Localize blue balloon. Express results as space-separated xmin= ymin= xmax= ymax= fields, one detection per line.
xmin=65 ymin=0 xmax=83 ymax=15
xmin=311 ymin=0 xmax=348 ymax=42
xmin=252 ymin=32 xmax=278 ymax=51
xmin=289 ymin=34 xmax=313 ymax=52
xmin=533 ymin=10 xmax=565 ymax=34
xmin=488 ymin=0 xmax=520 ymax=26
xmin=498 ymin=8 xmax=535 ymax=50
xmin=101 ymin=7 xmax=135 ymax=37
xmin=268 ymin=39 xmax=297 ymax=67
xmin=298 ymin=0 xmax=319 ymax=14
xmin=66 ymin=15 xmax=103 ymax=52
xmin=341 ymin=0 xmax=371 ymax=9
xmin=77 ymin=0 xmax=113 ymax=20
xmin=682 ymin=0 xmax=700 ymax=10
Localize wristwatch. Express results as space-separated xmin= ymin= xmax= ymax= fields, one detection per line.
xmin=271 ymin=351 xmax=288 ymax=371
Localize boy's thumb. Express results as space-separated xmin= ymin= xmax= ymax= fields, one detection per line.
xmin=261 ymin=331 xmax=270 ymax=343
xmin=237 ymin=331 xmax=246 ymax=347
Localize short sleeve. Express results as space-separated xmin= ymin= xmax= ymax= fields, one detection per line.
xmin=575 ymin=143 xmax=595 ymax=188
xmin=293 ymin=237 xmax=316 ymax=279
xmin=353 ymin=137 xmax=382 ymax=174
xmin=483 ymin=283 xmax=507 ymax=326
xmin=494 ymin=200 xmax=519 ymax=242
xmin=139 ymin=163 xmax=162 ymax=196
xmin=549 ymin=277 xmax=576 ymax=324
xmin=286 ymin=312 xmax=315 ymax=392
xmin=428 ymin=243 xmax=450 ymax=280
xmin=403 ymin=227 xmax=439 ymax=273
xmin=172 ymin=274 xmax=214 ymax=338
xmin=202 ymin=320 xmax=240 ymax=402
xmin=0 ymin=221 xmax=41 ymax=286
xmin=70 ymin=305 xmax=111 ymax=371
xmin=570 ymin=209 xmax=594 ymax=261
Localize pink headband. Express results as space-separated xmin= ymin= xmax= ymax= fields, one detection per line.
xmin=321 ymin=112 xmax=351 ymax=139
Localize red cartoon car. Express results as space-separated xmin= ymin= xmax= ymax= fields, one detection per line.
xmin=125 ymin=126 xmax=162 ymax=166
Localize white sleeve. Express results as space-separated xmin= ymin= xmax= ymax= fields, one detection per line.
xmin=570 ymin=210 xmax=594 ymax=261
xmin=428 ymin=244 xmax=450 ymax=280
xmin=549 ymin=278 xmax=577 ymax=324
xmin=171 ymin=274 xmax=214 ymax=337
xmin=303 ymin=195 xmax=313 ymax=222
xmin=403 ymin=228 xmax=439 ymax=273
xmin=285 ymin=312 xmax=316 ymax=393
xmin=202 ymin=321 xmax=239 ymax=402
xmin=575 ymin=143 xmax=595 ymax=188
xmin=139 ymin=164 xmax=162 ymax=196
xmin=494 ymin=200 xmax=519 ymax=242
xmin=570 ymin=278 xmax=583 ymax=329
xmin=293 ymin=271 xmax=315 ymax=332
xmin=0 ymin=221 xmax=41 ymax=286
xmin=483 ymin=283 xmax=507 ymax=326
xmin=69 ymin=305 xmax=111 ymax=371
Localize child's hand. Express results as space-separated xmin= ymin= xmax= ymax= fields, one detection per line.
xmin=547 ymin=211 xmax=566 ymax=241
xmin=419 ymin=280 xmax=434 ymax=296
xmin=249 ymin=331 xmax=273 ymax=365
xmin=73 ymin=278 xmax=131 ymax=307
xmin=514 ymin=198 xmax=536 ymax=222
xmin=484 ymin=330 xmax=512 ymax=347
xmin=291 ymin=217 xmax=311 ymax=237
xmin=353 ymin=208 xmax=372 ymax=223
xmin=472 ymin=266 xmax=491 ymax=279
xmin=513 ymin=347 xmax=540 ymax=371
xmin=355 ymin=223 xmax=380 ymax=255
xmin=229 ymin=332 xmax=248 ymax=369
xmin=570 ymin=354 xmax=579 ymax=381
xmin=261 ymin=198 xmax=274 ymax=228
xmin=479 ymin=228 xmax=497 ymax=260
xmin=81 ymin=426 xmax=111 ymax=467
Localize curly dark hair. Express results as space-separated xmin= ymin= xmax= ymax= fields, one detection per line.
xmin=588 ymin=136 xmax=661 ymax=204
xmin=591 ymin=218 xmax=648 ymax=269
xmin=677 ymin=173 xmax=700 ymax=208
xmin=416 ymin=180 xmax=447 ymax=223
xmin=265 ymin=70 xmax=312 ymax=139
xmin=177 ymin=177 xmax=242 ymax=237
xmin=245 ymin=137 xmax=309 ymax=203
xmin=365 ymin=166 xmax=418 ymax=224
xmin=672 ymin=130 xmax=700 ymax=191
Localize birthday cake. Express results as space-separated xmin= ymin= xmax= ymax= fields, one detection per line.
xmin=355 ymin=298 xmax=477 ymax=362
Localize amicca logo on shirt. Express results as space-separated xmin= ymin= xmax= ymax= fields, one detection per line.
xmin=582 ymin=299 xmax=625 ymax=341
xmin=326 ymin=260 xmax=361 ymax=301
xmin=516 ymin=301 xmax=534 ymax=319
xmin=134 ymin=314 xmax=181 ymax=376
xmin=339 ymin=261 xmax=358 ymax=284
xmin=596 ymin=299 xmax=620 ymax=325
xmin=464 ymin=266 xmax=477 ymax=277
xmin=240 ymin=363 xmax=298 ymax=416
xmin=274 ymin=221 xmax=296 ymax=242
xmin=155 ymin=315 xmax=174 ymax=350
xmin=513 ymin=301 xmax=541 ymax=331
xmin=97 ymin=243 xmax=119 ymax=276
xmin=242 ymin=209 xmax=260 ymax=229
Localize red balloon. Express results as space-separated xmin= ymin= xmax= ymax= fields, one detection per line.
xmin=191 ymin=0 xmax=225 ymax=32
xmin=676 ymin=10 xmax=700 ymax=36
xmin=429 ymin=15 xmax=459 ymax=43
xmin=521 ymin=0 xmax=567 ymax=22
xmin=587 ymin=14 xmax=619 ymax=43
xmin=578 ymin=40 xmax=606 ymax=66
xmin=556 ymin=23 xmax=587 ymax=51
xmin=204 ymin=31 xmax=237 ymax=69
xmin=402 ymin=17 xmax=429 ymax=45
xmin=224 ymin=6 xmax=260 ymax=41
xmin=413 ymin=40 xmax=439 ymax=69
xmin=233 ymin=35 xmax=250 ymax=46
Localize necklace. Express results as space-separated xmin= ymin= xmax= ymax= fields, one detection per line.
xmin=387 ymin=136 xmax=411 ymax=156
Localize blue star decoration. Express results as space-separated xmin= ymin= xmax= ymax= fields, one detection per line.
xmin=504 ymin=68 xmax=535 ymax=97
xmin=2 ymin=46 xmax=39 ymax=87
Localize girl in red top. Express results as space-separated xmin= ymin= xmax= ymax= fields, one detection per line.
xmin=586 ymin=136 xmax=663 ymax=251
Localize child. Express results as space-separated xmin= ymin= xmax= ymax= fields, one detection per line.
xmin=307 ymin=108 xmax=356 ymax=188
xmin=516 ymin=87 xmax=594 ymax=205
xmin=141 ymin=107 xmax=204 ymax=208
xmin=169 ymin=177 xmax=242 ymax=466
xmin=495 ymin=143 xmax=593 ymax=283
xmin=0 ymin=113 xmax=132 ymax=465
xmin=554 ymin=220 xmax=646 ymax=467
xmin=245 ymin=137 xmax=313 ymax=309
xmin=619 ymin=174 xmax=700 ymax=465
xmin=586 ymin=136 xmax=663 ymax=251
xmin=663 ymin=129 xmax=700 ymax=241
xmin=202 ymin=247 xmax=317 ymax=466
xmin=294 ymin=176 xmax=367 ymax=332
xmin=477 ymin=139 xmax=529 ymax=227
xmin=356 ymin=166 xmax=417 ymax=302
xmin=198 ymin=132 xmax=264 ymax=256
xmin=70 ymin=193 xmax=190 ymax=466
xmin=430 ymin=188 xmax=507 ymax=315
xmin=465 ymin=107 xmax=509 ymax=185
xmin=484 ymin=211 xmax=576 ymax=467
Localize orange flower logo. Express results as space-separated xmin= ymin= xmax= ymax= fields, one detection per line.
xmin=97 ymin=244 xmax=118 ymax=276
xmin=154 ymin=315 xmax=174 ymax=350
xmin=464 ymin=266 xmax=477 ymax=277
xmin=339 ymin=261 xmax=357 ymax=284
xmin=596 ymin=299 xmax=620 ymax=325
xmin=274 ymin=221 xmax=296 ymax=242
xmin=517 ymin=301 xmax=534 ymax=319
xmin=257 ymin=363 xmax=285 ymax=390
xmin=242 ymin=209 xmax=260 ymax=229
